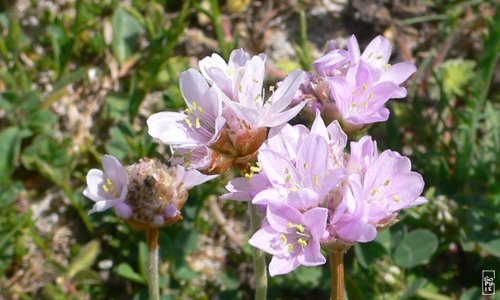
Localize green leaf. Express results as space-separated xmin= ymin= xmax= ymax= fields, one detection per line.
xmin=480 ymin=238 xmax=500 ymax=257
xmin=105 ymin=122 xmax=135 ymax=160
xmin=116 ymin=263 xmax=147 ymax=284
xmin=459 ymin=287 xmax=480 ymax=300
xmin=354 ymin=241 xmax=387 ymax=269
xmin=72 ymin=269 xmax=101 ymax=285
xmin=112 ymin=7 xmax=142 ymax=65
xmin=0 ymin=127 xmax=21 ymax=183
xmin=67 ymin=240 xmax=101 ymax=279
xmin=0 ymin=213 xmax=30 ymax=252
xmin=401 ymin=278 xmax=428 ymax=300
xmin=394 ymin=229 xmax=438 ymax=268
xmin=21 ymin=135 xmax=76 ymax=186
xmin=128 ymin=75 xmax=146 ymax=121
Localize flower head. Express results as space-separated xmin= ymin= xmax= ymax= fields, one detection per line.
xmin=223 ymin=113 xmax=427 ymax=275
xmin=148 ymin=49 xmax=307 ymax=174
xmin=298 ymin=35 xmax=416 ymax=131
xmin=84 ymin=156 xmax=216 ymax=229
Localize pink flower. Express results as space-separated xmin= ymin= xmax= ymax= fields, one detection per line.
xmin=147 ymin=69 xmax=225 ymax=169
xmin=361 ymin=150 xmax=427 ymax=224
xmin=83 ymin=154 xmax=130 ymax=217
xmin=249 ymin=204 xmax=328 ymax=276
xmin=348 ymin=35 xmax=416 ymax=95
xmin=302 ymin=35 xmax=417 ymax=129
xmin=329 ymin=60 xmax=402 ymax=125
xmin=200 ymin=49 xmax=307 ymax=129
xmin=149 ymin=49 xmax=307 ymax=174
xmin=330 ymin=142 xmax=428 ymax=243
xmin=199 ymin=49 xmax=255 ymax=100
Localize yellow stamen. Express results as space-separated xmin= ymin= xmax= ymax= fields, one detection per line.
xmin=295 ymin=224 xmax=305 ymax=233
xmin=285 ymin=174 xmax=292 ymax=183
xmin=384 ymin=179 xmax=391 ymax=187
xmin=383 ymin=63 xmax=391 ymax=69
xmin=376 ymin=54 xmax=384 ymax=60
xmin=371 ymin=188 xmax=379 ymax=196
xmin=369 ymin=93 xmax=374 ymax=101
xmin=102 ymin=178 xmax=117 ymax=197
xmin=245 ymin=172 xmax=254 ymax=180
xmin=289 ymin=187 xmax=300 ymax=192
xmin=297 ymin=238 xmax=308 ymax=247
xmin=192 ymin=102 xmax=198 ymax=110
xmin=393 ymin=195 xmax=401 ymax=202
xmin=195 ymin=117 xmax=201 ymax=128
xmin=314 ymin=175 xmax=319 ymax=186
xmin=281 ymin=234 xmax=288 ymax=243
xmin=184 ymin=118 xmax=193 ymax=127
xmin=363 ymin=83 xmax=368 ymax=91
xmin=250 ymin=166 xmax=261 ymax=173
xmin=304 ymin=163 xmax=310 ymax=169
xmin=252 ymin=78 xmax=259 ymax=83
xmin=288 ymin=244 xmax=294 ymax=253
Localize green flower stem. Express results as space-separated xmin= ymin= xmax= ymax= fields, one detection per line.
xmin=249 ymin=202 xmax=268 ymax=300
xmin=147 ymin=227 xmax=160 ymax=300
xmin=328 ymin=247 xmax=345 ymax=300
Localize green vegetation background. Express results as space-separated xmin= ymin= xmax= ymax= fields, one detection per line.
xmin=0 ymin=0 xmax=498 ymax=299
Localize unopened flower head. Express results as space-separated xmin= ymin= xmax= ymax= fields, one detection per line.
xmin=84 ymin=155 xmax=216 ymax=230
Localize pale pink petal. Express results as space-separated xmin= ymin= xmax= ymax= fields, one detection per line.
xmin=265 ymin=70 xmax=305 ymax=116
xmin=269 ymin=255 xmax=301 ymax=277
xmin=176 ymin=166 xmax=218 ymax=188
xmin=379 ymin=62 xmax=416 ymax=85
xmin=260 ymin=100 xmax=307 ymax=128
xmin=147 ymin=112 xmax=204 ymax=146
xmin=266 ymin=204 xmax=303 ymax=232
xmin=248 ymin=225 xmax=284 ymax=256
xmin=361 ymin=36 xmax=392 ymax=68
xmin=298 ymin=242 xmax=326 ymax=267
xmin=347 ymin=34 xmax=361 ymax=63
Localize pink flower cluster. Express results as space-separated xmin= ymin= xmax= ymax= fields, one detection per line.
xmin=84 ymin=34 xmax=426 ymax=277
xmin=222 ymin=112 xmax=427 ymax=276
xmin=298 ymin=35 xmax=416 ymax=133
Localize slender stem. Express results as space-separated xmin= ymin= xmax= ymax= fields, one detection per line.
xmin=147 ymin=227 xmax=160 ymax=300
xmin=328 ymin=248 xmax=345 ymax=300
xmin=248 ymin=202 xmax=268 ymax=300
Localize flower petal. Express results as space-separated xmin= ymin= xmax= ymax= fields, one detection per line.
xmin=147 ymin=112 xmax=205 ymax=146
xmin=268 ymin=255 xmax=301 ymax=276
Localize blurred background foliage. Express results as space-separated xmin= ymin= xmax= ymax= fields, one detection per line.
xmin=0 ymin=0 xmax=499 ymax=299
